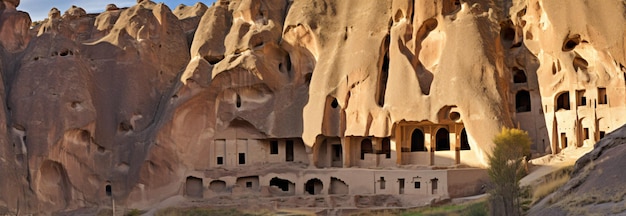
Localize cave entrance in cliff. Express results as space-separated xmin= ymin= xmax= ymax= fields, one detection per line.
xmin=209 ymin=180 xmax=226 ymax=193
xmin=516 ymin=90 xmax=531 ymax=112
xmin=411 ymin=129 xmax=426 ymax=152
xmin=105 ymin=184 xmax=112 ymax=196
xmin=185 ymin=176 xmax=203 ymax=198
xmin=556 ymin=92 xmax=570 ymax=110
xmin=38 ymin=160 xmax=71 ymax=207
xmin=305 ymin=178 xmax=323 ymax=195
xmin=460 ymin=128 xmax=470 ymax=150
xmin=270 ymin=177 xmax=294 ymax=193
xmin=513 ymin=68 xmax=527 ymax=83
xmin=361 ymin=139 xmax=373 ymax=160
xmin=435 ymin=128 xmax=450 ymax=151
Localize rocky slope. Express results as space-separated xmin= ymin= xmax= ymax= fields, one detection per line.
xmin=529 ymin=125 xmax=626 ymax=215
xmin=0 ymin=0 xmax=624 ymax=214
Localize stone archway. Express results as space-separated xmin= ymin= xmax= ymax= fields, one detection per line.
xmin=411 ymin=129 xmax=426 ymax=152
xmin=305 ymin=178 xmax=323 ymax=195
xmin=435 ymin=128 xmax=450 ymax=151
xmin=460 ymin=128 xmax=470 ymax=150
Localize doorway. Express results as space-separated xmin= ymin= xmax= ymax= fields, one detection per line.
xmin=286 ymin=140 xmax=294 ymax=162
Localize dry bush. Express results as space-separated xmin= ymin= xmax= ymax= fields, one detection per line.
xmin=531 ymin=173 xmax=570 ymax=204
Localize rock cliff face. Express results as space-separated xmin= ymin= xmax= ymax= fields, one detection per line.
xmin=0 ymin=0 xmax=625 ymax=214
xmin=529 ymin=125 xmax=626 ymax=216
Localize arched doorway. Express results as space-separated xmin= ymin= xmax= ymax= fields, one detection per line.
xmin=556 ymin=92 xmax=570 ymax=110
xmin=270 ymin=177 xmax=294 ymax=194
xmin=411 ymin=129 xmax=426 ymax=152
xmin=361 ymin=139 xmax=373 ymax=160
xmin=435 ymin=128 xmax=450 ymax=151
xmin=209 ymin=180 xmax=226 ymax=193
xmin=185 ymin=176 xmax=203 ymax=198
xmin=460 ymin=128 xmax=470 ymax=150
xmin=305 ymin=178 xmax=323 ymax=195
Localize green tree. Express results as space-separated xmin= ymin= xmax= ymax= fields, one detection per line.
xmin=487 ymin=128 xmax=531 ymax=216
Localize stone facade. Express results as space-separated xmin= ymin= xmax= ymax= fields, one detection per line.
xmin=0 ymin=0 xmax=624 ymax=214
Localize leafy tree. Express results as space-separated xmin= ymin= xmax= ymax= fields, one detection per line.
xmin=487 ymin=127 xmax=531 ymax=216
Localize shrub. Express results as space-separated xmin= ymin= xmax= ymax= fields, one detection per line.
xmin=125 ymin=209 xmax=143 ymax=216
xmin=487 ymin=128 xmax=531 ymax=216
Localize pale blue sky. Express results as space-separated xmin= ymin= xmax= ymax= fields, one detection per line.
xmin=20 ymin=0 xmax=217 ymax=21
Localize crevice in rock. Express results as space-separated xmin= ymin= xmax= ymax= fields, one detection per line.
xmin=376 ymin=32 xmax=390 ymax=107
xmin=411 ymin=18 xmax=438 ymax=96
xmin=236 ymin=93 xmax=242 ymax=108
xmin=573 ymin=54 xmax=589 ymax=71
xmin=500 ymin=20 xmax=515 ymax=42
xmin=525 ymin=31 xmax=533 ymax=40
xmin=442 ymin=0 xmax=461 ymax=15
xmin=563 ymin=34 xmax=581 ymax=51
xmin=203 ymin=55 xmax=224 ymax=65
xmin=279 ymin=53 xmax=292 ymax=74
xmin=118 ymin=121 xmax=134 ymax=132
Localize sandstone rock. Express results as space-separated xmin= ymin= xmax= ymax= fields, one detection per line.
xmin=0 ymin=0 xmax=625 ymax=214
xmin=529 ymin=125 xmax=626 ymax=215
xmin=48 ymin=7 xmax=60 ymax=19
xmin=106 ymin=4 xmax=119 ymax=11
xmin=172 ymin=2 xmax=208 ymax=46
xmin=509 ymin=0 xmax=626 ymax=155
xmin=62 ymin=5 xmax=86 ymax=20
xmin=0 ymin=0 xmax=30 ymax=52
xmin=3 ymin=0 xmax=17 ymax=8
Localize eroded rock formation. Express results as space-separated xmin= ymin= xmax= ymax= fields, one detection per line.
xmin=0 ymin=0 xmax=624 ymax=214
xmin=529 ymin=125 xmax=626 ymax=215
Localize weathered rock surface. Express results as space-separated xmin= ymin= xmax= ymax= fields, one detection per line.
xmin=0 ymin=0 xmax=624 ymax=214
xmin=529 ymin=125 xmax=626 ymax=215
xmin=0 ymin=0 xmax=30 ymax=52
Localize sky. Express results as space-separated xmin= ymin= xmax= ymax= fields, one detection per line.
xmin=19 ymin=0 xmax=217 ymax=21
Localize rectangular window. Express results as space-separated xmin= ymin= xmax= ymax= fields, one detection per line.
xmin=598 ymin=88 xmax=607 ymax=104
xmin=399 ymin=178 xmax=405 ymax=194
xmin=270 ymin=141 xmax=278 ymax=154
xmin=414 ymin=182 xmax=421 ymax=189
xmin=246 ymin=182 xmax=252 ymax=188
xmin=286 ymin=140 xmax=294 ymax=162
xmin=576 ymin=90 xmax=586 ymax=106
xmin=216 ymin=157 xmax=223 ymax=165
xmin=561 ymin=133 xmax=568 ymax=148
xmin=584 ymin=128 xmax=589 ymax=140
xmin=379 ymin=177 xmax=386 ymax=190
xmin=238 ymin=153 xmax=245 ymax=164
